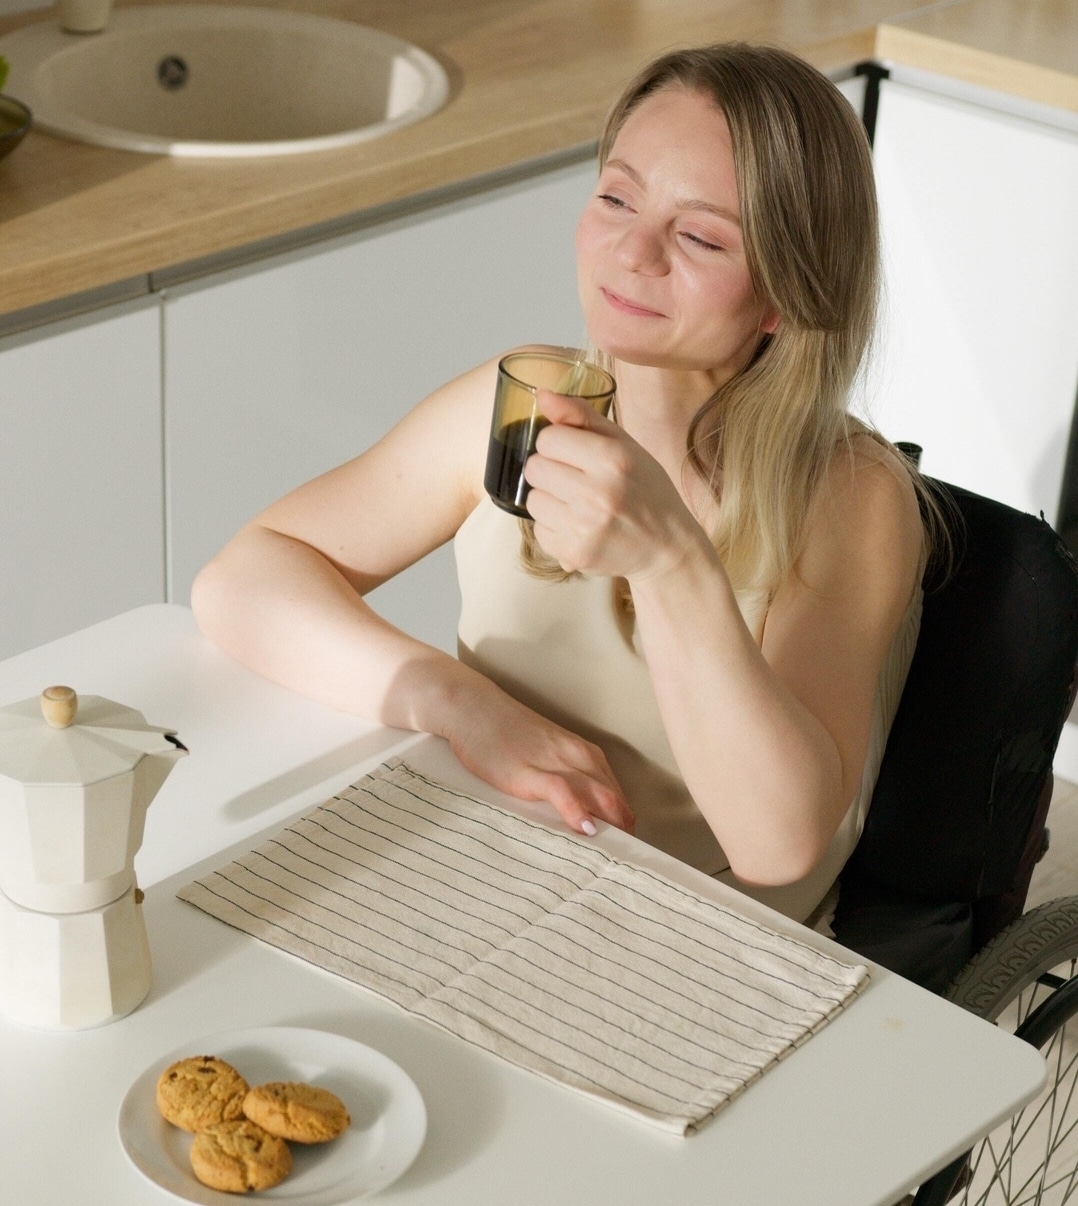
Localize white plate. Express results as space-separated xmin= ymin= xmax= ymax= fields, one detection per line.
xmin=118 ymin=1026 xmax=427 ymax=1204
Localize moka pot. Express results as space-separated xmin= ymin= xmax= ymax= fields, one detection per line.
xmin=0 ymin=686 xmax=187 ymax=1029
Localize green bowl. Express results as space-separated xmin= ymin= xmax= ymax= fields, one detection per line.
xmin=0 ymin=94 xmax=32 ymax=162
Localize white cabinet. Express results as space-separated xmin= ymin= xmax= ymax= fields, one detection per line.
xmin=862 ymin=74 xmax=1078 ymax=520
xmin=854 ymin=71 xmax=1078 ymax=782
xmin=835 ymin=72 xmax=867 ymax=113
xmin=0 ymin=300 xmax=166 ymax=661
xmin=164 ymin=158 xmax=596 ymax=652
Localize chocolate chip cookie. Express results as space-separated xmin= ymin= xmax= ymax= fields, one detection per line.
xmin=155 ymin=1056 xmax=249 ymax=1133
xmin=189 ymin=1119 xmax=292 ymax=1193
xmin=242 ymin=1081 xmax=351 ymax=1144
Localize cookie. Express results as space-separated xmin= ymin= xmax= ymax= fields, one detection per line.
xmin=155 ymin=1056 xmax=249 ymax=1133
xmin=189 ymin=1120 xmax=292 ymax=1194
xmin=242 ymin=1081 xmax=351 ymax=1144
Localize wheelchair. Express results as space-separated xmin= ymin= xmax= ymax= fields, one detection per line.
xmin=830 ymin=472 xmax=1078 ymax=1205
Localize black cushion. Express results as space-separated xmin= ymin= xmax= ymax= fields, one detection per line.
xmin=844 ymin=483 xmax=1078 ymax=901
xmin=833 ymin=483 xmax=1078 ymax=988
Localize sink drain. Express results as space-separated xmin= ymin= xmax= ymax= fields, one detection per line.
xmin=157 ymin=55 xmax=189 ymax=90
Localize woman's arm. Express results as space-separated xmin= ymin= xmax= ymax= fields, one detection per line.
xmin=524 ymin=392 xmax=922 ymax=883
xmin=630 ymin=443 xmax=922 ymax=885
xmin=192 ymin=360 xmax=490 ymax=723
xmin=192 ymin=356 xmax=634 ymax=836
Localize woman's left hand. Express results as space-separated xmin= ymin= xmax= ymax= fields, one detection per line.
xmin=523 ymin=390 xmax=702 ymax=580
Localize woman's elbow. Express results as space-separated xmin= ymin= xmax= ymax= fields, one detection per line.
xmin=725 ymin=823 xmax=833 ymax=889
xmin=190 ymin=548 xmax=243 ymax=645
xmin=728 ymin=754 xmax=851 ymax=887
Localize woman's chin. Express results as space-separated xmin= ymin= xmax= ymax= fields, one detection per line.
xmin=590 ymin=340 xmax=694 ymax=371
xmin=587 ymin=327 xmax=663 ymax=366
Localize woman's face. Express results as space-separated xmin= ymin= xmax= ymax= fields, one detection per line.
xmin=576 ymin=86 xmax=777 ymax=379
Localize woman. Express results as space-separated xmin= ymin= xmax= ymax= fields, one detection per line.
xmin=192 ymin=43 xmax=927 ymax=927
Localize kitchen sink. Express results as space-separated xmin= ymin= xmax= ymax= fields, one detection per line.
xmin=0 ymin=4 xmax=450 ymax=156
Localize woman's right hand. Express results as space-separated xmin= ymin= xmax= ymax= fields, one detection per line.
xmin=441 ymin=682 xmax=635 ymax=838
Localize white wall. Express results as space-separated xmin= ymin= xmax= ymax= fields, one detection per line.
xmin=0 ymin=0 xmax=45 ymax=18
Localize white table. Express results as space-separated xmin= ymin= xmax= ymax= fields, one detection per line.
xmin=0 ymin=606 xmax=1047 ymax=1206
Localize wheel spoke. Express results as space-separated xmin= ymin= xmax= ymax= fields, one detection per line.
xmin=936 ymin=903 xmax=1078 ymax=1206
xmin=1035 ymin=1031 xmax=1060 ymax=1202
xmin=959 ymin=1018 xmax=1078 ymax=1205
xmin=1062 ymin=1152 xmax=1078 ymax=1202
xmin=1015 ymin=983 xmax=1048 ymax=1029
xmin=1043 ymin=1037 xmax=1078 ymax=1171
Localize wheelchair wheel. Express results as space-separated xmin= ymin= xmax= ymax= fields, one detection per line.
xmin=913 ymin=896 xmax=1078 ymax=1205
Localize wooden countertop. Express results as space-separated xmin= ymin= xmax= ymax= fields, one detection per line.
xmin=1 ymin=0 xmax=1076 ymax=322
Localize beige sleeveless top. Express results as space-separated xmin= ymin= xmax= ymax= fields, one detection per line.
xmin=454 ymin=496 xmax=922 ymax=924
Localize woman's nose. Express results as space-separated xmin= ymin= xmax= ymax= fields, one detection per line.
xmin=616 ymin=220 xmax=667 ymax=275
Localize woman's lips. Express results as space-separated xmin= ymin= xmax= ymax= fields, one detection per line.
xmin=600 ymin=287 xmax=665 ymax=318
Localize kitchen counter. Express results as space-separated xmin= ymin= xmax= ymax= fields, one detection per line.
xmin=0 ymin=0 xmax=1076 ymax=322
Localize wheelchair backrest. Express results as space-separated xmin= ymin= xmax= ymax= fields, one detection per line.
xmin=845 ymin=480 xmax=1078 ymax=911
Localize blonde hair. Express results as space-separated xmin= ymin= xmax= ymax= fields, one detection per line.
xmin=523 ymin=43 xmax=930 ymax=593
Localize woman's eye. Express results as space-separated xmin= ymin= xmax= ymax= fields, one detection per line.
xmin=597 ymin=192 xmax=629 ymax=209
xmin=682 ymin=231 xmax=723 ymax=252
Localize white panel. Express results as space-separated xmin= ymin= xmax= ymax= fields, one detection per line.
xmin=864 ymin=80 xmax=1078 ymax=519
xmin=165 ymin=159 xmax=595 ymax=651
xmin=834 ymin=72 xmax=867 ymax=116
xmin=0 ymin=302 xmax=165 ymax=659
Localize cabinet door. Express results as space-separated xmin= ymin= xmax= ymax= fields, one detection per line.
xmin=0 ymin=302 xmax=165 ymax=660
xmin=864 ymin=78 xmax=1078 ymax=518
xmin=834 ymin=72 xmax=867 ymax=114
xmin=165 ymin=159 xmax=596 ymax=652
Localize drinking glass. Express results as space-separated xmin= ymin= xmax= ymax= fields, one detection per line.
xmin=484 ymin=351 xmax=615 ymax=517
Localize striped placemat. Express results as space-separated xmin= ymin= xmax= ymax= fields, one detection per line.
xmin=178 ymin=758 xmax=868 ymax=1134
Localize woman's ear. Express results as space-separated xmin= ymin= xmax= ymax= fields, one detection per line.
xmin=760 ymin=306 xmax=780 ymax=336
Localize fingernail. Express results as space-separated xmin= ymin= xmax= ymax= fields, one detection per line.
xmin=581 ymin=818 xmax=597 ymax=836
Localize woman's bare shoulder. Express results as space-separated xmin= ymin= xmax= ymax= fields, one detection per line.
xmin=247 ymin=346 xmax=572 ymax=582
xmin=797 ymin=429 xmax=924 ymax=605
xmin=403 ymin=343 xmax=586 ymax=474
xmin=826 ymin=430 xmax=921 ymax=522
xmin=391 ymin=343 xmax=576 ymax=476
xmin=404 ymin=344 xmax=577 ymax=427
